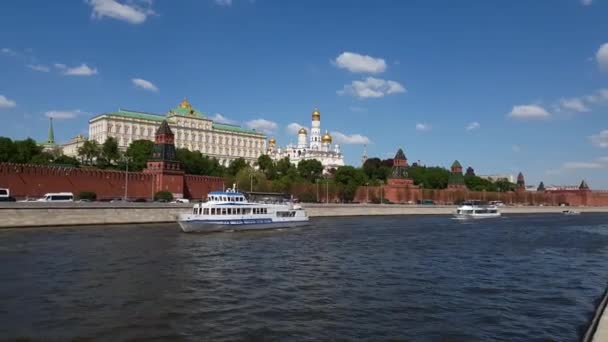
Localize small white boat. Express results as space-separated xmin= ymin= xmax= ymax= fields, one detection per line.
xmin=454 ymin=201 xmax=501 ymax=219
xmin=178 ymin=188 xmax=309 ymax=233
xmin=562 ymin=210 xmax=581 ymax=215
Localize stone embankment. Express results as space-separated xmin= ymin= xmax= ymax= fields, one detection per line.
xmin=1 ymin=203 xmax=608 ymax=229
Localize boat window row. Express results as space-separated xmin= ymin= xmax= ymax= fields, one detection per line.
xmin=193 ymin=207 xmax=268 ymax=215
xmin=276 ymin=211 xmax=296 ymax=217
xmin=208 ymin=195 xmax=246 ymax=202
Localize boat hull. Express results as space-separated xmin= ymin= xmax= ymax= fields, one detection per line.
xmin=178 ymin=218 xmax=310 ymax=233
xmin=453 ymin=213 xmax=501 ymax=220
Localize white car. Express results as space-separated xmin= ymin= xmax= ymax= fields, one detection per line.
xmin=172 ymin=198 xmax=190 ymax=204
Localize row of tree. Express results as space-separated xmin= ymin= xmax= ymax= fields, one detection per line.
xmin=0 ymin=135 xmax=516 ymax=201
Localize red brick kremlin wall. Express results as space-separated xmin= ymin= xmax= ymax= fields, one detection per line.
xmin=0 ymin=163 xmax=223 ymax=200
xmin=352 ymin=186 xmax=608 ymax=206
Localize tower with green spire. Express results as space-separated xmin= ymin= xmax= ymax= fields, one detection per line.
xmin=47 ymin=117 xmax=55 ymax=144
xmin=40 ymin=117 xmax=58 ymax=152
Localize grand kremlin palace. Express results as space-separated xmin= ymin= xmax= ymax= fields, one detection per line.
xmin=87 ymin=99 xmax=267 ymax=166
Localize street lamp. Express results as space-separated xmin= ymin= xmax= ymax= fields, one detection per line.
xmin=123 ymin=155 xmax=131 ymax=201
xmin=326 ymin=176 xmax=329 ymax=204
xmin=249 ymin=169 xmax=254 ymax=192
xmin=316 ymin=178 xmax=320 ymax=203
xmin=366 ymin=182 xmax=369 ymax=204
xmin=380 ymin=180 xmax=384 ymax=204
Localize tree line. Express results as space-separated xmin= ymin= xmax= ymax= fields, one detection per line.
xmin=0 ymin=135 xmax=516 ymax=201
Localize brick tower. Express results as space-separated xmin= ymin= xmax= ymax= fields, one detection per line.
xmin=448 ymin=160 xmax=466 ymax=189
xmin=387 ymin=148 xmax=415 ymax=187
xmin=516 ymin=172 xmax=525 ymax=192
xmin=144 ymin=120 xmax=185 ymax=198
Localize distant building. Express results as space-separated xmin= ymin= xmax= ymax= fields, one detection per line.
xmin=40 ymin=118 xmax=58 ymax=153
xmin=61 ymin=134 xmax=87 ymax=158
xmin=465 ymin=166 xmax=475 ymax=177
xmin=88 ymin=98 xmax=267 ymax=166
xmin=267 ymin=108 xmax=345 ymax=172
xmin=478 ymin=174 xmax=516 ymax=183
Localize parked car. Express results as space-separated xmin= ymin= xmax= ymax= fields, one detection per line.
xmin=36 ymin=192 xmax=74 ymax=202
xmin=171 ymin=198 xmax=190 ymax=204
xmin=0 ymin=188 xmax=15 ymax=202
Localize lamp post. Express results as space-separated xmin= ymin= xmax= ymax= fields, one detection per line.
xmin=123 ymin=156 xmax=131 ymax=201
xmin=366 ymin=182 xmax=369 ymax=204
xmin=326 ymin=176 xmax=329 ymax=204
xmin=249 ymin=169 xmax=254 ymax=192
xmin=380 ymin=180 xmax=384 ymax=205
xmin=316 ymin=178 xmax=320 ymax=203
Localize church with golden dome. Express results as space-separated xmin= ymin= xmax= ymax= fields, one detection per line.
xmin=267 ymin=108 xmax=345 ymax=172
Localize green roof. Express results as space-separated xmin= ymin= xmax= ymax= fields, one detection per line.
xmin=451 ymin=160 xmax=462 ymax=168
xmin=212 ymin=123 xmax=264 ymax=135
xmin=102 ymin=109 xmax=165 ymax=122
xmin=168 ymin=106 xmax=204 ymax=118
xmin=92 ymin=109 xmax=264 ymax=136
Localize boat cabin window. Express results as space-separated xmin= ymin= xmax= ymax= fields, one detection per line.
xmin=277 ymin=211 xmax=296 ymax=217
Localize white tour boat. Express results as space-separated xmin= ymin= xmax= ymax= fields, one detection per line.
xmin=178 ymin=188 xmax=309 ymax=233
xmin=562 ymin=209 xmax=581 ymax=215
xmin=454 ymin=200 xmax=501 ymax=219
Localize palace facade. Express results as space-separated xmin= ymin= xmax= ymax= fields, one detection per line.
xmin=267 ymin=108 xmax=345 ymax=172
xmin=87 ymin=99 xmax=266 ymax=166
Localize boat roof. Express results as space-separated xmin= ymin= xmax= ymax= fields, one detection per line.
xmin=208 ymin=191 xmax=245 ymax=196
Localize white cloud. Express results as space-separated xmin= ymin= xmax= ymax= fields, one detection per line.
xmin=338 ymin=77 xmax=405 ymax=99
xmin=581 ymin=0 xmax=593 ymax=5
xmin=131 ymin=78 xmax=158 ymax=92
xmin=415 ymin=123 xmax=430 ymax=131
xmin=585 ymin=88 xmax=608 ymax=104
xmin=508 ymin=104 xmax=551 ymax=119
xmin=1 ymin=48 xmax=17 ymax=56
xmin=27 ymin=64 xmax=50 ymax=72
xmin=0 ymin=95 xmax=16 ymax=108
xmin=466 ymin=121 xmax=480 ymax=131
xmin=63 ymin=63 xmax=98 ymax=76
xmin=246 ymin=119 xmax=278 ymax=134
xmin=562 ymin=161 xmax=603 ymax=169
xmin=559 ymin=97 xmax=590 ymax=112
xmin=598 ymin=43 xmax=608 ymax=72
xmin=54 ymin=63 xmax=66 ymax=70
xmin=87 ymin=0 xmax=154 ymax=24
xmin=286 ymin=122 xmax=305 ymax=135
xmin=334 ymin=52 xmax=387 ymax=74
xmin=590 ymin=130 xmax=608 ymax=148
xmin=210 ymin=113 xmax=237 ymax=125
xmin=44 ymin=110 xmax=83 ymax=120
xmin=214 ymin=0 xmax=233 ymax=5
xmin=331 ymin=131 xmax=371 ymax=145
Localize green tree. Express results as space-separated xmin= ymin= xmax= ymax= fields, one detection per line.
xmin=154 ymin=191 xmax=173 ymax=202
xmin=334 ymin=166 xmax=367 ymax=202
xmin=257 ymin=154 xmax=276 ymax=179
xmin=235 ymin=167 xmax=268 ymax=192
xmin=275 ymin=156 xmax=294 ymax=177
xmin=227 ymin=158 xmax=248 ymax=177
xmin=12 ymin=138 xmax=43 ymax=164
xmin=0 ymin=137 xmax=15 ymax=162
xmin=52 ymin=154 xmax=80 ymax=167
xmin=30 ymin=151 xmax=54 ymax=165
xmin=78 ymin=140 xmax=100 ymax=165
xmin=125 ymin=139 xmax=154 ymax=171
xmin=297 ymin=159 xmax=324 ymax=182
xmin=101 ymin=137 xmax=121 ymax=166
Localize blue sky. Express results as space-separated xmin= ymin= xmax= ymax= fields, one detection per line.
xmin=1 ymin=0 xmax=608 ymax=187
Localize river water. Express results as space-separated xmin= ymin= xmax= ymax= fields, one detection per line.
xmin=2 ymin=214 xmax=608 ymax=341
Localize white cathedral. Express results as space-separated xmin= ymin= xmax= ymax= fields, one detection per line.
xmin=267 ymin=108 xmax=345 ymax=172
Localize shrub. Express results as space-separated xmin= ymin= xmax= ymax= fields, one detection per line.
xmin=78 ymin=191 xmax=97 ymax=201
xmin=154 ymin=191 xmax=173 ymax=202
xmin=298 ymin=191 xmax=317 ymax=203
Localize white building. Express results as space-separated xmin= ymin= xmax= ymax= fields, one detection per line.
xmin=267 ymin=108 xmax=345 ymax=172
xmin=478 ymin=174 xmax=516 ymax=183
xmin=61 ymin=134 xmax=87 ymax=157
xmin=87 ymin=99 xmax=267 ymax=166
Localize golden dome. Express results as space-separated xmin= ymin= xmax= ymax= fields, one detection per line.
xmin=312 ymin=107 xmax=321 ymax=121
xmin=268 ymin=137 xmax=276 ymax=145
xmin=298 ymin=127 xmax=307 ymax=135
xmin=322 ymin=130 xmax=332 ymax=143
xmin=178 ymin=97 xmax=192 ymax=109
